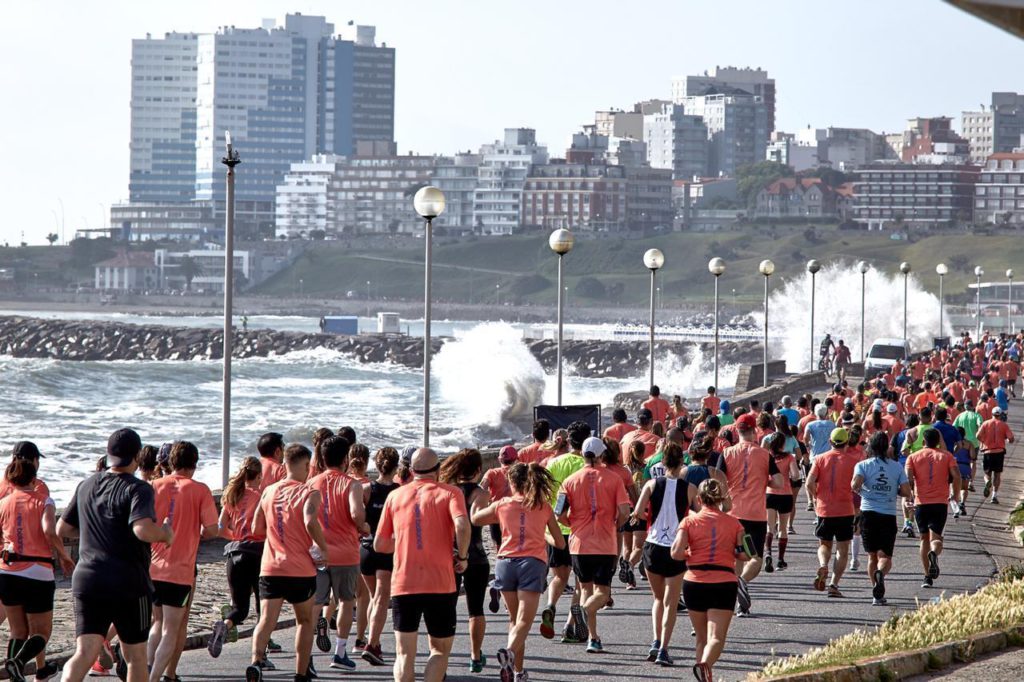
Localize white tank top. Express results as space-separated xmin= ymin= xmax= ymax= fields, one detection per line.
xmin=647 ymin=478 xmax=684 ymax=547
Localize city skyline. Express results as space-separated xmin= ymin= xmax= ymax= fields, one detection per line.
xmin=1 ymin=0 xmax=1022 ymax=244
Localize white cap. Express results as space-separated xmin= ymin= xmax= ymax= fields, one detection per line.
xmin=582 ymin=437 xmax=606 ymax=458
xmin=887 ymin=404 xmax=898 ymax=414
xmin=815 ymin=404 xmax=828 ymax=418
xmin=993 ymin=406 xmax=1004 ymax=415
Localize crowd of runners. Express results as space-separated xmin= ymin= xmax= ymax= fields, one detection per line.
xmin=0 ymin=331 xmax=1018 ymax=682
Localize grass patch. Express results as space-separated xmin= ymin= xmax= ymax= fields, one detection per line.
xmin=757 ymin=571 xmax=1024 ymax=678
xmin=1009 ymin=502 xmax=1024 ymax=528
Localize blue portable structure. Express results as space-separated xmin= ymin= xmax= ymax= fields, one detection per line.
xmin=320 ymin=316 xmax=359 ymax=335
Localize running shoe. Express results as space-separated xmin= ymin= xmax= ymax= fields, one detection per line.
xmin=647 ymin=639 xmax=661 ymax=662
xmin=539 ymin=605 xmax=556 ymax=640
xmin=97 ymin=641 xmax=114 ymax=671
xmin=488 ymin=584 xmax=501 ymax=614
xmin=497 ymin=648 xmax=514 ymax=682
xmin=827 ymin=584 xmax=844 ymax=598
xmin=570 ymin=604 xmax=589 ymax=642
xmin=806 ymin=502 xmax=814 ymax=512
xmin=692 ymin=661 xmax=712 ymax=681
xmin=814 ymin=566 xmax=828 ymax=592
xmin=655 ymin=648 xmax=674 ymax=667
xmin=585 ymin=639 xmax=604 ymax=654
xmin=244 ymin=665 xmax=262 ymax=682
xmin=315 ymin=616 xmax=332 ymax=653
xmin=736 ymin=577 xmax=751 ymax=613
xmin=111 ymin=642 xmax=127 ymax=681
xmin=360 ymin=643 xmax=385 ymax=666
xmin=5 ymin=659 xmax=25 ymax=682
xmin=35 ymin=661 xmax=59 ymax=682
xmin=764 ymin=555 xmax=774 ymax=573
xmin=266 ymin=638 xmax=283 ymax=654
xmin=992 ymin=495 xmax=1000 ymax=504
xmin=308 ymin=659 xmax=319 ymax=679
xmin=983 ymin=479 xmax=992 ymax=499
xmin=872 ymin=571 xmax=886 ymax=600
xmin=848 ymin=557 xmax=861 ymax=572
xmin=922 ymin=576 xmax=934 ymax=588
xmin=872 ymin=597 xmax=888 ymax=606
xmin=255 ymin=658 xmax=276 ymax=672
xmin=330 ymin=653 xmax=356 ymax=672
xmin=638 ymin=563 xmax=648 ymax=581
xmin=208 ymin=620 xmax=228 ymax=658
xmin=353 ymin=639 xmax=367 ymax=651
xmin=927 ymin=551 xmax=940 ymax=580
xmin=677 ymin=598 xmax=687 ymax=612
xmin=968 ymin=482 xmax=975 ymax=492
xmin=603 ymin=596 xmax=614 ymax=609
xmin=88 ymin=662 xmax=111 ymax=678
xmin=958 ymin=502 xmax=967 ymax=517
xmin=468 ymin=654 xmax=487 ymax=673
xmin=617 ymin=557 xmax=631 ymax=584
xmin=904 ymin=525 xmax=916 ymax=539
xmin=776 ymin=559 xmax=788 ymax=571
xmin=559 ymin=630 xmax=582 ymax=644
xmin=787 ymin=525 xmax=797 ymax=534
xmin=514 ymin=672 xmax=530 ymax=682
xmin=220 ymin=605 xmax=239 ymax=643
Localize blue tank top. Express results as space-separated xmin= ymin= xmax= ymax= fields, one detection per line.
xmin=683 ymin=463 xmax=711 ymax=488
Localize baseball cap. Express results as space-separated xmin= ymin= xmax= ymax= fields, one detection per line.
xmin=841 ymin=413 xmax=856 ymax=425
xmin=872 ymin=399 xmax=884 ymax=411
xmin=582 ymin=437 xmax=606 ymax=458
xmin=107 ymin=428 xmax=142 ymax=467
xmin=830 ymin=427 xmax=850 ymax=446
xmin=400 ymin=445 xmax=417 ymax=466
xmin=499 ymin=445 xmax=518 ymax=464
xmin=736 ymin=413 xmax=757 ymax=430
xmin=720 ymin=400 xmax=731 ymax=413
xmin=886 ymin=403 xmax=898 ymax=414
xmin=993 ymin=406 xmax=1004 ymax=415
xmin=843 ymin=398 xmax=854 ymax=407
xmin=12 ymin=441 xmax=42 ymax=460
xmin=157 ymin=442 xmax=172 ymax=465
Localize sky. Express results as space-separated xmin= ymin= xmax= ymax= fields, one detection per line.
xmin=1 ymin=0 xmax=1021 ymax=245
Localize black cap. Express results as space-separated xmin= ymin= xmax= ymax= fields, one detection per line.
xmin=637 ymin=408 xmax=653 ymax=420
xmin=107 ymin=428 xmax=142 ymax=467
xmin=12 ymin=441 xmax=42 ymax=460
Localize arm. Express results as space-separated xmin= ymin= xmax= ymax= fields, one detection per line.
xmin=615 ymin=502 xmax=630 ymax=529
xmin=251 ymin=496 xmax=267 ymax=538
xmin=711 ymin=469 xmax=733 ymax=513
xmin=453 ymin=514 xmax=471 ymax=574
xmin=545 ymin=511 xmax=566 ymax=549
xmin=469 ymin=488 xmax=490 ymax=525
xmin=304 ymin=490 xmax=328 ymax=562
xmin=806 ymin=467 xmax=818 ymax=500
xmin=43 ymin=504 xmax=75 ymax=576
xmin=851 ymin=473 xmax=865 ymax=495
xmin=735 ymin=528 xmax=751 ymax=563
xmin=133 ymin=517 xmax=173 ymax=545
xmin=348 ymin=481 xmax=369 ymax=535
xmin=373 ymin=502 xmax=395 ymax=554
xmin=56 ymin=517 xmax=79 ymax=541
xmin=200 ymin=492 xmax=220 ymax=540
xmin=218 ymin=505 xmax=233 ymax=540
xmin=669 ymin=526 xmax=688 ymax=561
xmin=630 ymin=480 xmax=655 ymax=524
xmin=471 ymin=501 xmax=499 ymax=527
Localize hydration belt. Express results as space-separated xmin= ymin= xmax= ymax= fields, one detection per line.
xmin=1 ymin=549 xmax=54 ymax=566
xmin=686 ymin=563 xmax=735 ymax=573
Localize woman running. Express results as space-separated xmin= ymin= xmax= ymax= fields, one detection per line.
xmin=764 ymin=432 xmax=800 ymax=573
xmin=309 ymin=427 xmax=334 ymax=478
xmin=672 ymin=478 xmax=747 ymax=682
xmin=439 ymin=449 xmax=490 ymax=673
xmin=472 ymin=462 xmax=564 ymax=682
xmin=344 ymin=443 xmax=372 ymax=649
xmin=0 ymin=452 xmax=74 ymax=682
xmin=608 ymin=440 xmax=642 ymax=589
xmin=630 ymin=442 xmax=698 ymax=667
xmin=137 ymin=445 xmax=161 ymax=482
xmin=358 ymin=447 xmax=400 ymax=667
xmin=209 ymin=456 xmax=264 ymax=657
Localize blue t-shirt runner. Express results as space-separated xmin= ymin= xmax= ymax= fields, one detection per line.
xmin=853 ymin=457 xmax=908 ymax=517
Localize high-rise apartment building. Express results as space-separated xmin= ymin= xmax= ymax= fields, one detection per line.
xmin=682 ymin=91 xmax=768 ymax=177
xmin=962 ymin=92 xmax=1024 ymax=164
xmin=473 ymin=129 xmax=549 ymax=235
xmin=673 ymin=67 xmax=776 ymax=133
xmin=643 ymin=104 xmax=709 ymax=179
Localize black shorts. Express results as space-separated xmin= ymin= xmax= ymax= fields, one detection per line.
xmin=547 ymin=534 xmax=571 ymax=568
xmin=815 ymin=515 xmax=855 ymax=543
xmin=75 ymin=593 xmax=152 ymax=645
xmin=915 ymin=503 xmax=949 ymax=536
xmin=152 ymin=580 xmax=192 ymax=608
xmin=766 ymin=494 xmax=794 ymax=514
xmin=258 ymin=576 xmax=316 ymax=605
xmin=571 ymin=554 xmax=616 ymax=586
xmin=682 ymin=580 xmax=737 ymax=612
xmin=642 ymin=542 xmax=686 ymax=578
xmin=0 ymin=574 xmax=55 ymax=614
xmin=739 ymin=519 xmax=767 ymax=557
xmin=982 ymin=451 xmax=1006 ymax=474
xmin=391 ymin=592 xmax=458 ymax=638
xmin=860 ymin=511 xmax=898 ymax=556
xmin=359 ymin=544 xmax=393 ymax=576
xmin=454 ymin=563 xmax=490 ymax=617
xmin=622 ymin=519 xmax=648 ymax=533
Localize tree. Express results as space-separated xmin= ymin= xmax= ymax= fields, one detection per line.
xmin=177 ymin=255 xmax=202 ymax=292
xmin=308 ymin=229 xmax=326 ymax=241
xmin=46 ymin=233 xmax=58 ymax=246
xmin=797 ymin=166 xmax=852 ymax=187
xmin=736 ymin=161 xmax=793 ymax=207
xmin=575 ymin=277 xmax=606 ymax=299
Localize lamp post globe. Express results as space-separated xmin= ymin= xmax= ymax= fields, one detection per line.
xmin=708 ymin=257 xmax=726 ymax=276
xmin=549 ymin=228 xmax=574 ymax=405
xmin=936 ymin=263 xmax=948 ymax=276
xmin=759 ymin=259 xmax=775 ymax=277
xmin=806 ymin=259 xmax=821 ymax=274
xmin=858 ymin=260 xmax=870 ymax=275
xmin=644 ymin=248 xmax=665 ymax=271
xmin=975 ymin=266 xmax=984 ymax=277
xmin=1007 ymin=269 xmax=1014 ymax=279
xmin=708 ymin=257 xmax=725 ymax=389
xmin=900 ymin=262 xmax=912 ymax=275
xmin=413 ymin=186 xmax=446 ymax=219
xmin=548 ymin=228 xmax=575 ymax=255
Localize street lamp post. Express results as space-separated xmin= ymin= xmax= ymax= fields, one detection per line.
xmin=975 ymin=266 xmax=984 ymax=340
xmin=413 ymin=186 xmax=446 ymax=447
xmin=858 ymin=261 xmax=869 ymax=362
xmin=549 ymin=229 xmax=574 ymax=405
xmin=366 ymin=280 xmax=371 ymax=318
xmin=900 ymin=262 xmax=912 ymax=342
xmin=1007 ymin=269 xmax=1014 ymax=334
xmin=936 ymin=263 xmax=948 ymax=340
xmin=759 ymin=259 xmax=775 ymax=388
xmin=496 ymin=284 xmax=501 ymax=307
xmin=807 ymin=260 xmax=821 ymax=372
xmin=708 ymin=258 xmax=726 ymax=389
xmin=220 ymin=132 xmax=241 ymax=487
xmin=644 ymin=248 xmax=665 ymax=390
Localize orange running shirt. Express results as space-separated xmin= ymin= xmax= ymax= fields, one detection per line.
xmin=721 ymin=441 xmax=777 ymax=522
xmin=620 ymin=429 xmax=660 ymax=462
xmin=151 ymin=474 xmax=218 ymax=586
xmin=767 ymin=454 xmax=795 ymax=495
xmin=515 ymin=443 xmax=547 ymax=465
xmin=643 ymin=397 xmax=672 ymax=426
xmin=701 ymin=396 xmax=721 ymax=414
xmin=561 ymin=467 xmax=629 ymax=556
xmin=494 ymin=496 xmax=553 ymax=562
xmin=260 ymin=479 xmax=317 ymax=579
xmin=809 ymin=449 xmax=858 ymax=518
xmin=603 ymin=422 xmax=637 ymax=443
xmin=680 ymin=507 xmax=743 ymax=584
xmin=906 ymin=447 xmax=958 ymax=505
xmin=308 ymin=470 xmax=361 ymax=567
xmin=977 ymin=418 xmax=1014 ymax=452
xmin=481 ymin=467 xmax=513 ymax=502
xmin=259 ymin=457 xmax=285 ymax=493
xmin=0 ymin=489 xmax=55 ymax=574
xmin=376 ymin=479 xmax=468 ymax=597
xmin=221 ymin=487 xmax=266 ymax=543
xmin=0 ymin=478 xmax=50 ymax=502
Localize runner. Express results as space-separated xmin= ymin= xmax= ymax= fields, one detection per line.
xmin=643 ymin=386 xmax=672 ymax=428
xmin=517 ymin=421 xmax=551 ymax=465
xmin=245 ymin=444 xmax=327 ymax=682
xmin=671 ymin=478 xmax=746 ymax=682
xmin=359 ymin=447 xmax=400 ymax=667
xmin=438 ymin=449 xmax=491 ymax=673
xmin=806 ymin=428 xmax=858 ymax=598
xmin=345 ymin=443 xmax=372 ymax=652
xmin=472 ymin=463 xmax=564 ymax=682
xmin=147 ymin=441 xmax=219 ymax=682
xmin=834 ymin=340 xmax=852 ymax=381
xmin=719 ymin=413 xmax=782 ymax=615
xmin=852 ymin=432 xmax=911 ymax=606
xmin=57 ymin=428 xmax=173 ymax=682
xmin=602 ymin=410 xmax=636 ymax=444
xmin=555 ymin=437 xmax=630 ymax=653
xmin=308 ymin=435 xmax=367 ymax=672
xmin=620 ymin=409 xmax=660 ymax=462
xmin=256 ymin=432 xmax=285 ymax=493
xmin=905 ymin=429 xmax=961 ymax=588
xmin=701 ymin=387 xmax=721 ymax=415
xmin=208 ymin=457 xmax=264 ymax=659
xmin=630 ymin=442 xmax=699 ymax=667
xmin=481 ymin=446 xmax=517 ymax=548
xmin=952 ymin=427 xmax=975 ymax=515
xmin=763 ymin=432 xmax=800 ymax=574
xmin=977 ymin=406 xmax=1015 ymax=504
xmin=374 ymin=448 xmax=470 ymax=682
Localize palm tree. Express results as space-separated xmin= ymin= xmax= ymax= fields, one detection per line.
xmin=178 ymin=255 xmax=202 ymax=292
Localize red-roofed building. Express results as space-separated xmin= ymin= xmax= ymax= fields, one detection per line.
xmin=94 ymin=251 xmax=158 ymax=291
xmin=754 ymin=177 xmax=846 ymax=219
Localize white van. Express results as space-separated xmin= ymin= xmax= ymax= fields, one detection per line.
xmin=865 ymin=338 xmax=912 ymax=378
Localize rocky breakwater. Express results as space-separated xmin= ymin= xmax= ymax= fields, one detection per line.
xmin=527 ymin=338 xmax=762 ymax=379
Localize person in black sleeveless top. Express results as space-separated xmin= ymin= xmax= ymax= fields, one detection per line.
xmin=439 ymin=449 xmax=491 ymax=674
xmin=359 ymin=448 xmax=400 ymax=667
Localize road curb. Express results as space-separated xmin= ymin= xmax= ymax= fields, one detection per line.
xmin=757 ymin=625 xmax=1024 ymax=681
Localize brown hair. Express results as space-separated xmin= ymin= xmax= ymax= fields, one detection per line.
xmin=311 ymin=427 xmax=334 ymax=472
xmin=170 ymin=441 xmax=199 ymax=471
xmin=662 ymin=441 xmax=685 ymax=470
xmin=5 ymin=458 xmax=36 ymax=488
xmin=138 ymin=445 xmax=159 ymax=474
xmin=439 ymin=448 xmax=483 ymax=484
xmin=698 ymin=477 xmax=727 ymax=507
xmin=652 ymin=422 xmax=666 ymax=438
xmin=284 ymin=443 xmax=311 ymax=464
xmin=626 ymin=440 xmax=646 ymax=472
xmin=374 ymin=447 xmax=399 ymax=477
xmin=508 ymin=462 xmax=554 ymax=509
xmin=600 ymin=438 xmax=621 ymax=466
xmin=223 ymin=456 xmax=261 ymax=508
xmin=348 ymin=443 xmax=370 ymax=475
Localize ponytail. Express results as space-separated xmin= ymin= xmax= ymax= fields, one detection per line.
xmin=223 ymin=456 xmax=261 ymax=508
xmin=508 ymin=462 xmax=555 ymax=509
xmin=697 ymin=477 xmax=727 ymax=508
xmin=5 ymin=458 xmax=36 ymax=488
xmin=872 ymin=410 xmax=883 ymax=431
xmin=439 ymin=448 xmax=482 ymax=484
xmin=311 ymin=427 xmax=334 ymax=473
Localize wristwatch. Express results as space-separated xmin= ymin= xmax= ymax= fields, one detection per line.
xmin=456 ymin=554 xmax=468 ymax=562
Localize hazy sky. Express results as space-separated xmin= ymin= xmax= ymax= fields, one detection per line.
xmin=1 ymin=0 xmax=1021 ymax=245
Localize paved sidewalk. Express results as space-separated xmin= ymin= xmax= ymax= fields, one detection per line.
xmin=909 ymin=646 xmax=1024 ymax=681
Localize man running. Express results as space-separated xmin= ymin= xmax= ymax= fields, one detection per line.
xmin=834 ymin=340 xmax=852 ymax=381
xmin=555 ymin=437 xmax=630 ymax=653
xmin=642 ymin=386 xmax=672 ymax=428
xmin=374 ymin=448 xmax=470 ymax=682
xmin=256 ymin=432 xmax=285 ymax=493
xmin=806 ymin=428 xmax=858 ymax=598
xmin=620 ymin=409 xmax=660 ymax=462
xmin=905 ymin=429 xmax=961 ymax=588
xmin=58 ymin=428 xmax=174 ymax=682
xmin=517 ymin=421 xmax=551 ymax=465
xmin=976 ymin=406 xmax=1015 ymax=504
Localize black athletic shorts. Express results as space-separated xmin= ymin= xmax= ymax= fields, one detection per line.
xmin=391 ymin=592 xmax=458 ymax=638
xmin=621 ymin=518 xmax=648 ymax=533
xmin=914 ymin=503 xmax=949 ymax=536
xmin=152 ymin=580 xmax=192 ymax=608
xmin=860 ymin=511 xmax=897 ymax=556
xmin=359 ymin=544 xmax=394 ymax=576
xmin=766 ymin=494 xmax=794 ymax=515
xmin=75 ymin=593 xmax=152 ymax=645
xmin=0 ymin=574 xmax=55 ymax=614
xmin=571 ymin=554 xmax=616 ymax=586
xmin=682 ymin=579 xmax=737 ymax=612
xmin=258 ymin=576 xmax=316 ymax=604
xmin=982 ymin=451 xmax=1006 ymax=474
xmin=815 ymin=515 xmax=855 ymax=543
xmin=454 ymin=563 xmax=490 ymax=617
xmin=739 ymin=519 xmax=767 ymax=557
xmin=547 ymin=534 xmax=571 ymax=568
xmin=642 ymin=542 xmax=686 ymax=578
